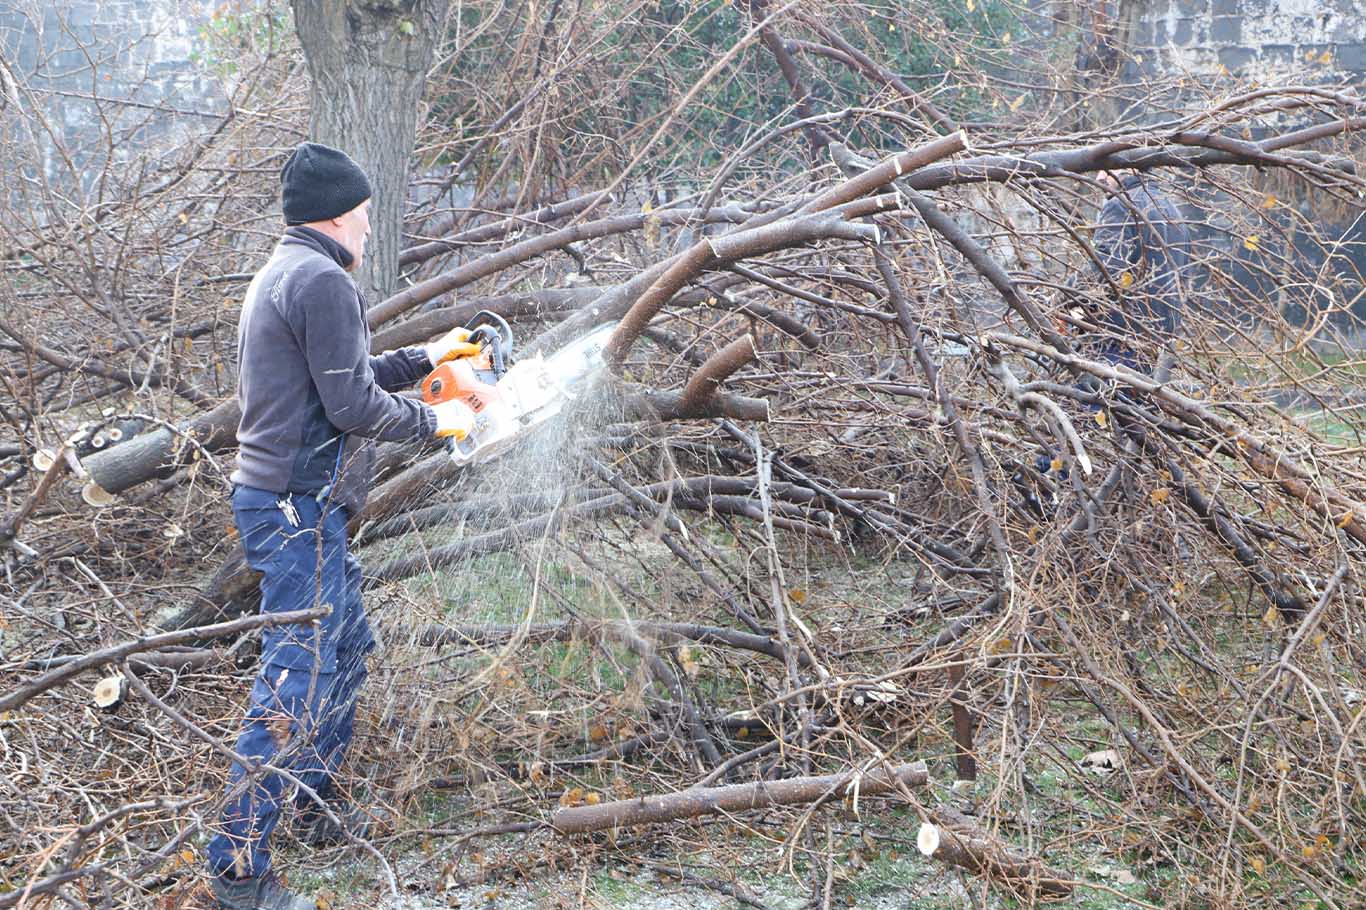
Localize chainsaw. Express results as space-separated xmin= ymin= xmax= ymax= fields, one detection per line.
xmin=420 ymin=310 xmax=615 ymax=466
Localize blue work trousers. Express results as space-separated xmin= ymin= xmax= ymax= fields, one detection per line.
xmin=206 ymin=485 xmax=374 ymax=879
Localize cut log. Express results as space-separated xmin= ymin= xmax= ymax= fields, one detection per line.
xmin=79 ymin=401 xmax=239 ymax=496
xmin=92 ymin=674 xmax=127 ymax=711
xmin=920 ymin=806 xmax=1074 ymax=896
xmin=551 ymin=761 xmax=927 ymax=833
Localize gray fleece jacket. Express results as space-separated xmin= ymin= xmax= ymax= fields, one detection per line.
xmin=231 ymin=227 xmax=435 ymax=514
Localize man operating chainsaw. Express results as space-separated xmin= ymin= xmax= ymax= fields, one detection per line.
xmin=207 ymin=141 xmax=475 ymax=910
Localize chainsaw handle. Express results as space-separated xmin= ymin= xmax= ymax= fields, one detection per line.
xmin=462 ymin=310 xmax=513 ymax=379
xmin=468 ymin=328 xmax=506 ymax=377
xmin=464 ymin=310 xmax=513 ymax=351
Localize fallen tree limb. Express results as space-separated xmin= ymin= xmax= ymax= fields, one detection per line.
xmin=550 ymin=761 xmax=928 ymax=833
xmin=902 ymin=119 xmax=1362 ymax=193
xmin=622 ymin=386 xmax=771 ymax=422
xmin=166 ymin=384 xmax=770 ymax=631
xmin=372 ymin=205 xmax=756 ymax=326
xmin=370 ymin=287 xmax=600 ymax=350
xmin=417 ymin=617 xmax=789 ymax=663
xmin=1163 ymin=455 xmax=1307 ymax=618
xmin=635 ymin=857 xmax=774 ymax=910
xmin=0 ymin=443 xmax=70 ymax=551
xmin=990 ymin=332 xmax=1366 ymax=546
xmin=604 ymin=202 xmax=891 ymax=365
xmin=611 ymin=618 xmax=724 ymax=770
xmin=919 ymin=806 xmax=1074 ymax=896
xmin=688 ymin=290 xmax=822 ymax=351
xmin=13 ymin=647 xmax=221 ymax=675
xmin=0 ymin=606 xmax=328 ymax=713
xmin=399 ymin=190 xmax=612 ymax=266
xmin=679 ymin=334 xmax=759 ymax=416
xmin=364 ymin=473 xmax=844 ymax=541
xmin=553 ymin=136 xmax=964 ymax=367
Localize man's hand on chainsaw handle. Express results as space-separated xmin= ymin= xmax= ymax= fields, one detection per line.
xmin=429 ymin=399 xmax=475 ymax=441
xmin=425 ymin=327 xmax=482 ymax=367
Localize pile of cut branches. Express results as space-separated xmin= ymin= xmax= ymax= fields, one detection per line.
xmin=2 ymin=2 xmax=1364 ymax=907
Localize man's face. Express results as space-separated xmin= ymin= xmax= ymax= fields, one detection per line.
xmin=334 ymin=199 xmax=371 ymax=271
xmin=1098 ymin=171 xmax=1120 ymax=193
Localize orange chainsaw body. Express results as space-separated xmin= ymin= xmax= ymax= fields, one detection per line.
xmin=421 ymin=354 xmax=502 ymax=414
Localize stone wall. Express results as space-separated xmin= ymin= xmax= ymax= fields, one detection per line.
xmin=1113 ymin=0 xmax=1365 ymax=323
xmin=0 ymin=0 xmax=224 ymax=185
xmin=1129 ymin=0 xmax=1366 ymax=80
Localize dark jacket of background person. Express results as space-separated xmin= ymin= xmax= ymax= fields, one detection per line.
xmin=231 ymin=226 xmax=435 ymax=515
xmin=1092 ymin=173 xmax=1194 ymax=346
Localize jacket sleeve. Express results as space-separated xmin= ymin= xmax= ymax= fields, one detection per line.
xmin=1093 ymin=195 xmax=1140 ymax=285
xmin=370 ymin=347 xmax=432 ymax=392
xmin=1135 ymin=191 xmax=1191 ymax=337
xmin=293 ymin=269 xmax=436 ymax=442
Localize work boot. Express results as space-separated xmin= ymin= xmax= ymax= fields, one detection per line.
xmin=209 ymin=870 xmax=313 ymax=910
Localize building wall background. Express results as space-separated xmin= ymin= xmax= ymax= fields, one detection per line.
xmin=0 ymin=0 xmax=226 ymax=186
xmin=1130 ymin=0 xmax=1366 ymax=79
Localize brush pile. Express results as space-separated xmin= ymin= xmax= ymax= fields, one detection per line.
xmin=2 ymin=3 xmax=1364 ymax=907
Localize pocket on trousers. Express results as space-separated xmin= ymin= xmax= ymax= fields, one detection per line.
xmin=258 ymin=552 xmax=336 ymax=672
xmin=233 ymin=504 xmax=292 ymax=574
xmin=247 ymin=662 xmax=338 ymax=751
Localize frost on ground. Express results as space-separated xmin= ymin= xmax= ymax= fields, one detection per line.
xmin=287 ymin=843 xmax=994 ymax=910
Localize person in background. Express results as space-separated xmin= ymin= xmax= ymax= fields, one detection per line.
xmin=1025 ymin=170 xmax=1196 ymax=516
xmin=1085 ymin=168 xmax=1194 ymax=373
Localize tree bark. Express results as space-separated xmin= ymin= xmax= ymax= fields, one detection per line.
xmin=551 ymin=762 xmax=928 ymax=833
xmin=80 ymin=401 xmax=239 ymax=496
xmin=920 ymin=806 xmax=1074 ymax=896
xmin=291 ymin=0 xmax=451 ymax=304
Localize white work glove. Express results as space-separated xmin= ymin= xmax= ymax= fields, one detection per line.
xmin=425 ymin=326 xmax=481 ymax=367
xmin=429 ymin=399 xmax=475 ymax=440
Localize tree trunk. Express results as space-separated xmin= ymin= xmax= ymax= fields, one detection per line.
xmin=291 ymin=0 xmax=451 ymax=304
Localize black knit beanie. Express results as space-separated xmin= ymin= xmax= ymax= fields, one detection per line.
xmin=280 ymin=142 xmax=372 ymax=225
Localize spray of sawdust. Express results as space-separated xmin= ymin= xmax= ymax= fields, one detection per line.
xmin=480 ymin=368 xmax=619 ymax=511
xmin=355 ymin=364 xmax=633 ymax=799
xmin=414 ymin=365 xmax=629 ymax=626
